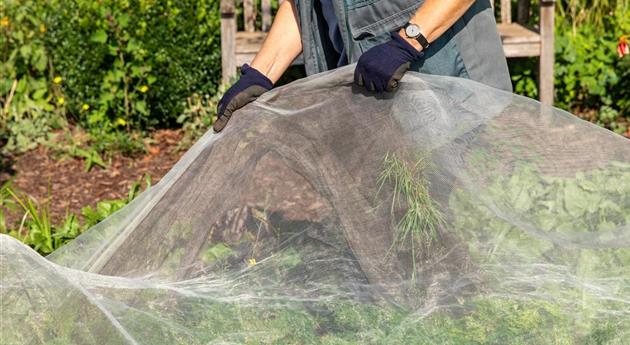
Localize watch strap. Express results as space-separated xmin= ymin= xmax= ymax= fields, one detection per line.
xmin=414 ymin=32 xmax=430 ymax=50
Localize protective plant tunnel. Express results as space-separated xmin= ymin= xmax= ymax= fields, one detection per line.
xmin=1 ymin=66 xmax=629 ymax=344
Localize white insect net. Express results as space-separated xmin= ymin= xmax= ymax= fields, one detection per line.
xmin=2 ymin=66 xmax=629 ymax=344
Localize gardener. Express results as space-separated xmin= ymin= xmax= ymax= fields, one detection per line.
xmin=213 ymin=0 xmax=511 ymax=132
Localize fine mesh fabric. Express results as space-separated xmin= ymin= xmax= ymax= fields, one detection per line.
xmin=1 ymin=66 xmax=629 ymax=344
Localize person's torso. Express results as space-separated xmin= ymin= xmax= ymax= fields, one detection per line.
xmin=296 ymin=0 xmax=512 ymax=92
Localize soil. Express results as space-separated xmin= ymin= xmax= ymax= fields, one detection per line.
xmin=1 ymin=130 xmax=185 ymax=227
xmin=573 ymin=108 xmax=630 ymax=138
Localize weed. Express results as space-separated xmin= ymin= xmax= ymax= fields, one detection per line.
xmin=377 ymin=152 xmax=445 ymax=277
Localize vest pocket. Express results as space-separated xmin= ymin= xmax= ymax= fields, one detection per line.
xmin=355 ymin=32 xmax=389 ymax=55
xmin=345 ymin=0 xmax=382 ymax=10
xmin=346 ymin=0 xmax=423 ymax=40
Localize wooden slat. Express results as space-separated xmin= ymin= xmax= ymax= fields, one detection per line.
xmin=236 ymin=52 xmax=304 ymax=67
xmin=244 ymin=0 xmax=256 ymax=32
xmin=498 ymin=23 xmax=541 ymax=57
xmin=539 ymin=1 xmax=555 ymax=105
xmin=234 ymin=31 xmax=302 ymax=65
xmin=234 ymin=25 xmax=544 ymax=59
xmin=502 ymin=42 xmax=540 ymax=57
xmin=236 ymin=53 xmax=257 ymax=67
xmin=235 ymin=31 xmax=267 ymax=54
xmin=221 ymin=0 xmax=237 ymax=83
xmin=497 ymin=23 xmax=540 ymax=44
xmin=262 ymin=0 xmax=272 ymax=31
xmin=500 ymin=0 xmax=511 ymax=24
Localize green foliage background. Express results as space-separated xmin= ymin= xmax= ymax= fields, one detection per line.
xmin=45 ymin=0 xmax=221 ymax=129
xmin=1 ymin=0 xmax=221 ymax=154
xmin=1 ymin=0 xmax=629 ymax=154
xmin=510 ymin=0 xmax=630 ymax=135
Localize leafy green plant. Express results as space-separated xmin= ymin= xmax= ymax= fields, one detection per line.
xmin=201 ymin=243 xmax=236 ymax=264
xmin=40 ymin=125 xmax=148 ymax=172
xmin=0 ymin=181 xmax=17 ymax=234
xmin=451 ymin=161 xmax=630 ymax=240
xmin=176 ymin=90 xmax=223 ymax=149
xmin=440 ymin=161 xmax=630 ymax=343
xmin=0 ymin=175 xmax=151 ymax=255
xmin=557 ymin=0 xmax=630 ymax=31
xmin=81 ymin=174 xmax=149 ymax=228
xmin=450 ymin=162 xmax=629 ymax=317
xmin=4 ymin=185 xmax=57 ymax=254
xmin=508 ymin=58 xmax=538 ymax=99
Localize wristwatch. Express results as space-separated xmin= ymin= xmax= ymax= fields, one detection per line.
xmin=404 ymin=23 xmax=430 ymax=50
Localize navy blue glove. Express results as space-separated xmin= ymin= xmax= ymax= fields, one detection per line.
xmin=354 ymin=32 xmax=424 ymax=93
xmin=213 ymin=64 xmax=273 ymax=132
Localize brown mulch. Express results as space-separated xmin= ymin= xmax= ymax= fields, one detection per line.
xmin=573 ymin=108 xmax=630 ymax=138
xmin=1 ymin=130 xmax=185 ymax=227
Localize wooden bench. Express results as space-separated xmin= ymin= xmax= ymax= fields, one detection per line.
xmin=221 ymin=0 xmax=555 ymax=104
xmin=494 ymin=0 xmax=555 ymax=104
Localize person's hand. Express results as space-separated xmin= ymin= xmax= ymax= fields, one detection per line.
xmin=213 ymin=64 xmax=273 ymax=132
xmin=354 ymin=32 xmax=424 ymax=93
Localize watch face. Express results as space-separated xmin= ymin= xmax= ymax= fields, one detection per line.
xmin=405 ymin=24 xmax=421 ymax=38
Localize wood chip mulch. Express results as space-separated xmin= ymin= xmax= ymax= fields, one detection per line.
xmin=1 ymin=130 xmax=185 ymax=227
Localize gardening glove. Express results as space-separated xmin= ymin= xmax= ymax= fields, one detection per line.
xmin=213 ymin=64 xmax=273 ymax=133
xmin=354 ymin=31 xmax=424 ymax=93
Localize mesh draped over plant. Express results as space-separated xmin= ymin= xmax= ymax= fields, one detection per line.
xmin=1 ymin=67 xmax=629 ymax=344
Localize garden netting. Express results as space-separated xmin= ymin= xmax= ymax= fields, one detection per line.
xmin=1 ymin=65 xmax=629 ymax=344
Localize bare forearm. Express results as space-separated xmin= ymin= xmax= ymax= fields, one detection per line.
xmin=400 ymin=0 xmax=476 ymax=50
xmin=250 ymin=0 xmax=302 ymax=84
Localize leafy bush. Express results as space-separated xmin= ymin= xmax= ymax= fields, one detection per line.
xmin=509 ymin=1 xmax=630 ymax=135
xmin=0 ymin=0 xmax=67 ymax=153
xmin=45 ymin=0 xmax=222 ymax=130
xmin=554 ymin=4 xmax=630 ymax=134
xmin=1 ymin=0 xmax=222 ymax=157
xmin=176 ymin=87 xmax=224 ymax=148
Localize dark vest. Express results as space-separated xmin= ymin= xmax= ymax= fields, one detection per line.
xmin=295 ymin=0 xmax=512 ymax=91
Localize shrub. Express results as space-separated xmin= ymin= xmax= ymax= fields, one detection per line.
xmin=44 ymin=0 xmax=222 ymax=130
xmin=2 ymin=0 xmax=222 ymax=156
xmin=176 ymin=86 xmax=226 ymax=149
xmin=554 ymin=4 xmax=630 ymax=134
xmin=509 ymin=1 xmax=630 ymax=135
xmin=0 ymin=0 xmax=67 ymax=154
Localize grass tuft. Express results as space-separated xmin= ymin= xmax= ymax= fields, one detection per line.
xmin=377 ymin=152 xmax=445 ymax=276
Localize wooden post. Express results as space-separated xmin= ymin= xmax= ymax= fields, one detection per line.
xmin=262 ymin=0 xmax=272 ymax=31
xmin=244 ymin=0 xmax=256 ymax=32
xmin=539 ymin=0 xmax=555 ymax=105
xmin=221 ymin=0 xmax=237 ymax=84
xmin=500 ymin=0 xmax=511 ymax=24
